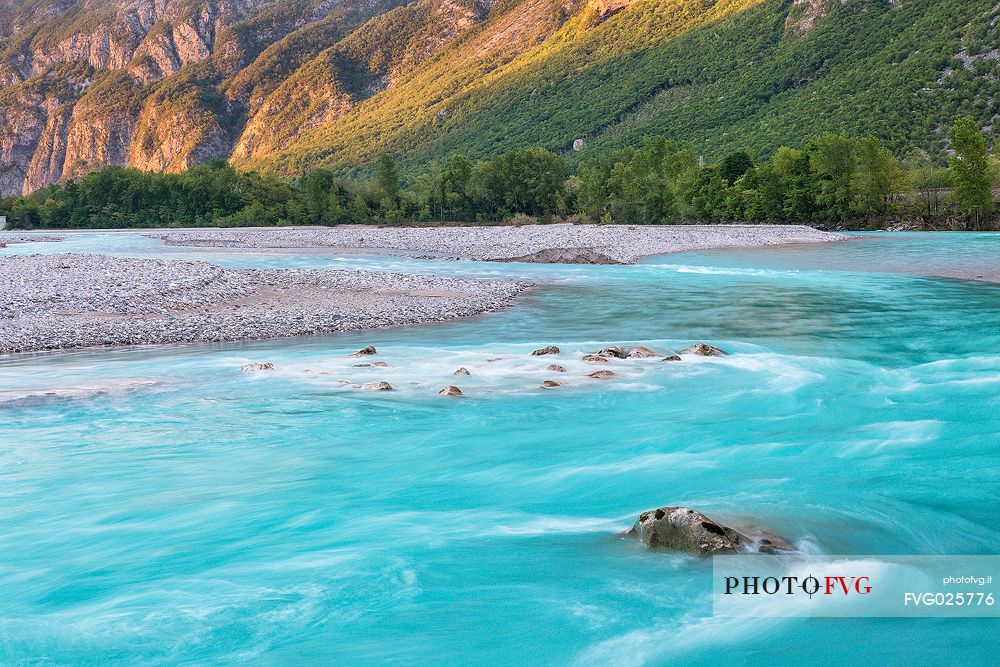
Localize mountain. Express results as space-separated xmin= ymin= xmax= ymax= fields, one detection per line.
xmin=0 ymin=0 xmax=997 ymax=196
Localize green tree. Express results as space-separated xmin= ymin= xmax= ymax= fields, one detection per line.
xmin=904 ymin=151 xmax=950 ymax=218
xmin=854 ymin=137 xmax=907 ymax=216
xmin=684 ymin=167 xmax=726 ymax=220
xmin=948 ymin=116 xmax=993 ymax=228
xmin=810 ymin=133 xmax=857 ymax=220
xmin=470 ymin=148 xmax=566 ymax=219
xmin=374 ymin=154 xmax=402 ymax=212
xmin=718 ymin=149 xmax=754 ymax=185
xmin=302 ymin=169 xmax=335 ymax=225
xmin=774 ymin=147 xmax=817 ymax=221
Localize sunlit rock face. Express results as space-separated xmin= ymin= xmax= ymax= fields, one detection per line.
xmin=0 ymin=0 xmax=493 ymax=195
xmin=784 ymin=0 xmax=901 ymax=38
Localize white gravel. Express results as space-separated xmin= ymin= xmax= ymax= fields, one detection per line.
xmin=0 ymin=233 xmax=63 ymax=245
xmin=1 ymin=254 xmax=529 ymax=354
xmin=146 ymin=224 xmax=841 ymax=263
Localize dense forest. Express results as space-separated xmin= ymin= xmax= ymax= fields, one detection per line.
xmin=2 ymin=117 xmax=995 ymax=230
xmin=263 ymin=0 xmax=1000 ymax=179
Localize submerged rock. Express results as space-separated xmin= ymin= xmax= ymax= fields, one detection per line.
xmin=587 ymin=370 xmax=616 ymax=379
xmin=349 ymin=345 xmax=378 ymax=357
xmin=362 ymin=381 xmax=393 ymax=391
xmin=241 ymin=362 xmax=274 ymax=372
xmin=661 ymin=354 xmax=682 ymax=362
xmin=583 ymin=354 xmax=610 ymax=363
xmin=682 ymin=343 xmax=727 ymax=357
xmin=540 ymin=379 xmax=567 ymax=389
xmin=625 ymin=346 xmax=660 ymax=359
xmin=547 ymin=364 xmax=567 ymax=372
xmin=454 ymin=367 xmax=471 ymax=376
xmin=353 ymin=361 xmax=390 ymax=368
xmin=625 ymin=507 xmax=793 ymax=556
xmin=531 ymin=345 xmax=560 ymax=356
xmin=439 ymin=385 xmax=463 ymax=397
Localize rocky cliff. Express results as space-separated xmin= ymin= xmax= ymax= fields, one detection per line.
xmin=0 ymin=0 xmax=400 ymax=195
xmin=0 ymin=0 xmax=508 ymax=195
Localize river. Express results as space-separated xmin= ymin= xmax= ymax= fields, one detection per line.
xmin=1 ymin=231 xmax=998 ymax=664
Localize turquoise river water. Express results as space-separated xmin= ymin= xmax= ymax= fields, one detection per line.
xmin=1 ymin=232 xmax=998 ymax=665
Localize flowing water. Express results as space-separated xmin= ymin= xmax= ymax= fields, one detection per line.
xmin=1 ymin=232 xmax=998 ymax=665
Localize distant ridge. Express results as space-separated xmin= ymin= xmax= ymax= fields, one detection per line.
xmin=0 ymin=0 xmax=996 ymax=195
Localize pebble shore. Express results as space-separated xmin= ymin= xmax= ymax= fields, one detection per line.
xmin=147 ymin=224 xmax=841 ymax=263
xmin=0 ymin=233 xmax=63 ymax=245
xmin=1 ymin=254 xmax=529 ymax=354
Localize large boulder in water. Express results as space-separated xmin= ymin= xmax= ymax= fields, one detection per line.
xmin=589 ymin=345 xmax=659 ymax=360
xmin=242 ymin=362 xmax=274 ymax=372
xmin=681 ymin=343 xmax=726 ymax=357
xmin=625 ymin=507 xmax=793 ymax=556
xmin=531 ymin=345 xmax=560 ymax=356
xmin=503 ymin=248 xmax=622 ymax=265
xmin=362 ymin=381 xmax=393 ymax=391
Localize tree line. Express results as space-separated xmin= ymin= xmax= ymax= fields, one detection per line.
xmin=2 ymin=117 xmax=995 ymax=230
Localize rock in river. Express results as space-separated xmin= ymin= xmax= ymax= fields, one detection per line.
xmin=625 ymin=507 xmax=793 ymax=556
xmin=454 ymin=367 xmax=471 ymax=376
xmin=583 ymin=354 xmax=610 ymax=363
xmin=587 ymin=370 xmax=616 ymax=379
xmin=362 ymin=381 xmax=393 ymax=391
xmin=661 ymin=354 xmax=682 ymax=362
xmin=531 ymin=345 xmax=560 ymax=356
xmin=682 ymin=343 xmax=727 ymax=357
xmin=625 ymin=346 xmax=660 ymax=359
xmin=547 ymin=364 xmax=567 ymax=372
xmin=540 ymin=379 xmax=567 ymax=389
xmin=439 ymin=385 xmax=463 ymax=397
xmin=349 ymin=345 xmax=378 ymax=357
xmin=503 ymin=248 xmax=622 ymax=265
xmin=242 ymin=362 xmax=274 ymax=372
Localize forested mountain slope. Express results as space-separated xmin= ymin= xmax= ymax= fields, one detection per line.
xmin=0 ymin=0 xmax=996 ymax=195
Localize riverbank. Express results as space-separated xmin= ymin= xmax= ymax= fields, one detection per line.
xmin=146 ymin=224 xmax=842 ymax=263
xmin=0 ymin=254 xmax=529 ymax=354
xmin=0 ymin=233 xmax=63 ymax=245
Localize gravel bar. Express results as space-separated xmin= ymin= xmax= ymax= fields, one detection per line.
xmin=1 ymin=254 xmax=529 ymax=354
xmin=147 ymin=224 xmax=841 ymax=263
xmin=0 ymin=233 xmax=63 ymax=245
